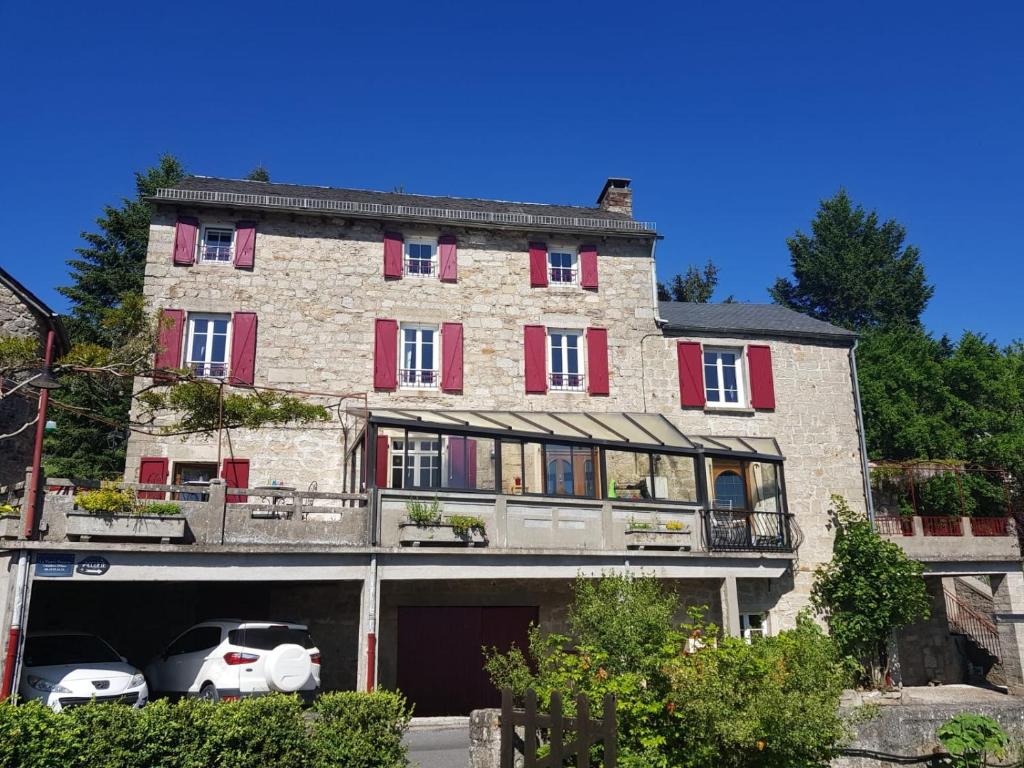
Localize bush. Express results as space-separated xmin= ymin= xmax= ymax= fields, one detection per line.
xmin=446 ymin=515 xmax=485 ymax=536
xmin=311 ymin=690 xmax=412 ymax=768
xmin=405 ymin=498 xmax=441 ymax=525
xmin=74 ymin=483 xmax=137 ymax=515
xmin=937 ymin=713 xmax=1009 ymax=768
xmin=205 ymin=695 xmax=308 ymax=768
xmin=139 ymin=501 xmax=181 ymax=516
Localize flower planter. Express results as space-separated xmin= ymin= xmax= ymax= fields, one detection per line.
xmin=65 ymin=512 xmax=187 ymax=543
xmin=399 ymin=523 xmax=488 ymax=547
xmin=0 ymin=515 xmax=21 ymax=540
xmin=625 ymin=527 xmax=692 ymax=551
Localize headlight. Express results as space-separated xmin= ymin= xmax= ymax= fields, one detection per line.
xmin=127 ymin=674 xmax=146 ymax=689
xmin=27 ymin=675 xmax=71 ymax=694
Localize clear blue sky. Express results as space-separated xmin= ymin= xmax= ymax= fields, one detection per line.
xmin=1 ymin=1 xmax=1021 ymax=343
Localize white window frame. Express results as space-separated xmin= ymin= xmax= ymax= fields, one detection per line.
xmin=547 ymin=247 xmax=578 ymax=285
xmin=199 ymin=224 xmax=236 ymax=265
xmin=398 ymin=323 xmax=439 ymax=389
xmin=740 ymin=613 xmax=768 ymax=643
xmin=546 ymin=328 xmax=585 ymax=392
xmin=391 ymin=435 xmax=441 ymax=488
xmin=185 ymin=313 xmax=231 ymax=379
xmin=403 ymin=238 xmax=438 ymax=278
xmin=703 ymin=346 xmax=747 ymax=408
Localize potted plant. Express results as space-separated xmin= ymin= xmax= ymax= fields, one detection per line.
xmin=625 ymin=515 xmax=692 ymax=550
xmin=67 ymin=483 xmax=187 ymax=543
xmin=399 ymin=498 xmax=487 ymax=547
xmin=0 ymin=503 xmax=20 ymax=539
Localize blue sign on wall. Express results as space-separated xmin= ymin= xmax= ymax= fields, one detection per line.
xmin=35 ymin=553 xmax=75 ymax=578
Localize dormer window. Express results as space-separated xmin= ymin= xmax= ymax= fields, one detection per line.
xmin=404 ymin=240 xmax=437 ymax=277
xmin=200 ymin=226 xmax=234 ymax=264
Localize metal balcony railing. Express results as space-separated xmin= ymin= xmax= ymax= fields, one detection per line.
xmin=549 ymin=266 xmax=577 ymax=284
xmin=549 ymin=372 xmax=584 ymax=392
xmin=703 ymin=509 xmax=799 ymax=553
xmin=200 ymin=244 xmax=233 ymax=263
xmin=944 ymin=589 xmax=1001 ymax=660
xmin=403 ymin=257 xmax=435 ymax=277
xmin=400 ymin=368 xmax=438 ymax=388
xmin=189 ymin=361 xmax=228 ymax=378
xmin=971 ymin=517 xmax=1011 ymax=536
xmin=921 ymin=516 xmax=963 ymax=536
xmin=875 ymin=516 xmax=915 ymax=536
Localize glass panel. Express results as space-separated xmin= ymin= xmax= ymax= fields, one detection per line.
xmin=441 ymin=435 xmax=496 ymax=492
xmin=751 ymin=462 xmax=781 ymax=513
xmin=722 ymin=355 xmax=738 ymax=402
xmin=566 ymin=335 xmax=579 ymax=374
xmin=523 ymin=442 xmax=544 ymax=494
xmin=500 ymin=441 xmax=525 ymax=495
xmin=550 ymin=334 xmax=564 ymax=373
xmin=704 ymin=353 xmax=720 ymax=402
xmin=605 ymin=450 xmax=652 ymax=500
xmin=380 ymin=427 xmax=405 ymax=489
xmin=652 ymin=453 xmax=698 ymax=501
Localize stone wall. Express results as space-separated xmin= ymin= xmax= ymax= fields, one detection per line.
xmin=126 ymin=205 xmax=869 ymax=630
xmin=0 ymin=279 xmax=46 ymax=488
xmin=896 ymin=576 xmax=964 ymax=686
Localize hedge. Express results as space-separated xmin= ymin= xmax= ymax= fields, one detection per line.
xmin=0 ymin=690 xmax=412 ymax=768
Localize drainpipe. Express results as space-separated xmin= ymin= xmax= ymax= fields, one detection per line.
xmin=648 ymin=237 xmax=666 ymax=325
xmin=365 ymin=554 xmax=378 ymax=691
xmin=848 ymin=340 xmax=875 ymax=521
xmin=1 ymin=550 xmax=30 ymax=699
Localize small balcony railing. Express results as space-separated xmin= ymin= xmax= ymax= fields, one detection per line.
xmin=189 ymin=361 xmax=228 ymax=378
xmin=875 ymin=516 xmax=915 ymax=536
xmin=200 ymin=244 xmax=233 ymax=263
xmin=921 ymin=516 xmax=962 ymax=536
xmin=549 ymin=266 xmax=577 ymax=284
xmin=404 ymin=257 xmax=435 ymax=277
xmin=400 ymin=368 xmax=438 ymax=388
xmin=971 ymin=517 xmax=1012 ymax=536
xmin=549 ymin=372 xmax=585 ymax=392
xmin=703 ymin=509 xmax=799 ymax=553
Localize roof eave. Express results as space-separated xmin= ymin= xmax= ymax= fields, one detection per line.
xmin=661 ymin=324 xmax=857 ymax=346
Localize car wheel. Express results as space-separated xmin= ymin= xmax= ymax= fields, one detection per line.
xmin=199 ymin=683 xmax=219 ymax=703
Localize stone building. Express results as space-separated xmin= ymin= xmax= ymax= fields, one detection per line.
xmin=2 ymin=177 xmax=880 ymax=714
xmin=0 ymin=267 xmax=66 ymax=488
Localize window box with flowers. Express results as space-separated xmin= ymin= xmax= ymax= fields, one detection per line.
xmin=399 ymin=498 xmax=488 ymax=547
xmin=67 ymin=484 xmax=187 ymax=543
xmin=624 ymin=516 xmax=692 ymax=550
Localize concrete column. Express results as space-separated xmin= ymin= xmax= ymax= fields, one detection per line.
xmin=992 ymin=570 xmax=1024 ymax=694
xmin=720 ymin=576 xmax=741 ymax=637
xmin=355 ymin=557 xmax=379 ymax=691
xmin=494 ymin=496 xmax=508 ymax=548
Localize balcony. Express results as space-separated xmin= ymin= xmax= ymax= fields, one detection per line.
xmin=875 ymin=515 xmax=1021 ymax=562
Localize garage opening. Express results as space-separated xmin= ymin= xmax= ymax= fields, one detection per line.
xmin=396 ymin=605 xmax=537 ymax=716
xmin=26 ymin=580 xmax=361 ymax=692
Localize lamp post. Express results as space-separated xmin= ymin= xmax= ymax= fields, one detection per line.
xmin=21 ymin=330 xmax=60 ymax=539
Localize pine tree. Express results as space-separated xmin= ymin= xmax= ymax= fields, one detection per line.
xmin=657 ymin=260 xmax=725 ymax=302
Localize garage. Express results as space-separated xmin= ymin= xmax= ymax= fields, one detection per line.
xmin=25 ymin=579 xmax=363 ymax=692
xmin=396 ymin=605 xmax=537 ymax=716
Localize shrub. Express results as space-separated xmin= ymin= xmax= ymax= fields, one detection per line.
xmin=205 ymin=695 xmax=308 ymax=768
xmin=937 ymin=713 xmax=1009 ymax=768
xmin=139 ymin=501 xmax=181 ymax=516
xmin=917 ymin=472 xmax=975 ymax=517
xmin=74 ymin=483 xmax=137 ymax=515
xmin=405 ymin=497 xmax=441 ymax=526
xmin=311 ymin=690 xmax=412 ymax=768
xmin=446 ymin=514 xmax=485 ymax=536
xmin=0 ymin=700 xmax=69 ymax=768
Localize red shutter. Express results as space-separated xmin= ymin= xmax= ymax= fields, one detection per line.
xmin=441 ymin=322 xmax=464 ymax=393
xmin=374 ymin=319 xmax=399 ymax=390
xmin=234 ymin=221 xmax=256 ymax=269
xmin=467 ymin=438 xmax=477 ymax=487
xmin=580 ymin=245 xmax=599 ymax=289
xmin=154 ymin=309 xmax=185 ymax=375
xmin=586 ymin=327 xmax=609 ymax=395
xmin=375 ymin=435 xmax=390 ymax=489
xmin=529 ymin=242 xmax=548 ymax=287
xmin=137 ymin=457 xmax=168 ymax=500
xmin=384 ymin=232 xmax=403 ymax=279
xmin=438 ymin=235 xmax=458 ymax=282
xmin=747 ymin=345 xmax=776 ymax=410
xmin=172 ymin=217 xmax=199 ymax=265
xmin=230 ymin=312 xmax=258 ymax=386
xmin=677 ymin=341 xmax=706 ymax=407
xmin=222 ymin=459 xmax=250 ymax=503
xmin=524 ymin=325 xmax=548 ymax=393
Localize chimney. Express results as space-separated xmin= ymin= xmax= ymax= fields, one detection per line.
xmin=596 ymin=177 xmax=632 ymax=217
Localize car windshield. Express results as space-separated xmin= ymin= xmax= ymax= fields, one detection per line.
xmin=24 ymin=635 xmax=121 ymax=666
xmin=228 ymin=627 xmax=315 ymax=650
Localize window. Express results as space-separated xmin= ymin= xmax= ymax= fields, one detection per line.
xmin=653 ymin=453 xmax=699 ymax=502
xmin=544 ymin=444 xmax=599 ymax=497
xmin=548 ymin=329 xmax=584 ymax=391
xmin=441 ymin=435 xmax=496 ymax=492
xmin=186 ymin=314 xmax=230 ymax=378
xmin=173 ymin=462 xmax=216 ymax=501
xmin=391 ymin=433 xmax=441 ymax=489
xmin=404 ymin=240 xmax=437 ymax=277
xmin=703 ymin=348 xmax=745 ymax=406
xmin=400 ymin=324 xmax=438 ymax=388
xmin=228 ymin=627 xmax=316 ymax=650
xmin=740 ymin=613 xmax=767 ymax=643
xmin=548 ymin=249 xmax=577 ymax=284
xmin=200 ymin=226 xmax=234 ymax=263
xmin=604 ymin=451 xmax=699 ymax=502
xmin=165 ymin=626 xmax=222 ymax=656
xmin=714 ymin=470 xmax=747 ymax=510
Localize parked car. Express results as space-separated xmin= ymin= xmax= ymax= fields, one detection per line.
xmin=19 ymin=631 xmax=149 ymax=711
xmin=145 ymin=620 xmax=321 ymax=702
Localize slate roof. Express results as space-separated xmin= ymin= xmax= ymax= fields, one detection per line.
xmin=658 ymin=301 xmax=857 ymax=343
xmin=152 ymin=177 xmax=657 ymax=235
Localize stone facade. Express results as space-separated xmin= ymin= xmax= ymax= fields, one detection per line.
xmin=123 ymin=188 xmax=867 ymax=634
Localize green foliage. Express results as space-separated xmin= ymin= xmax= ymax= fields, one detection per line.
xmin=770 ymin=189 xmax=933 ymax=330
xmin=245 ymin=165 xmax=271 ymax=182
xmin=405 ymin=497 xmax=442 ymax=525
xmin=657 ymin=260 xmax=724 ymax=303
xmin=136 ymin=381 xmax=331 ymax=436
xmin=0 ymin=336 xmax=40 ymax=375
xmin=446 ymin=514 xmax=485 ymax=536
xmin=74 ymin=483 xmax=137 ymax=515
xmin=0 ymin=692 xmax=411 ymax=768
xmin=936 ymin=713 xmax=1009 ymax=768
xmin=310 ymin=690 xmax=412 ymax=768
xmin=811 ymin=495 xmax=930 ymax=685
xmin=0 ymin=504 xmax=17 ymax=517
xmin=140 ymin=501 xmax=181 ymax=516
xmin=485 ymin=576 xmax=851 ymax=768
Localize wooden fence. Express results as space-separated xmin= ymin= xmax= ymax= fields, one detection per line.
xmin=501 ymin=688 xmax=616 ymax=768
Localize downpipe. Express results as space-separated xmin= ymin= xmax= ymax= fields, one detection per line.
xmin=849 ymin=340 xmax=875 ymax=521
xmin=1 ymin=550 xmax=30 ymax=700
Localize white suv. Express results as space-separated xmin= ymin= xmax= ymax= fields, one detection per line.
xmin=144 ymin=620 xmax=321 ymax=702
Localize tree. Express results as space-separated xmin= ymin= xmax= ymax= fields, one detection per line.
xmin=811 ymin=495 xmax=930 ymax=686
xmin=245 ymin=165 xmax=270 ymax=182
xmin=770 ymin=189 xmax=933 ymax=330
xmin=657 ymin=260 xmax=727 ymax=303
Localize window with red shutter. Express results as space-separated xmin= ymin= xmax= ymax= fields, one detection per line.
xmin=677 ymin=342 xmax=705 ymax=407
xmin=222 ymin=459 xmax=250 ymax=503
xmin=172 ymin=217 xmax=199 ymax=265
xmin=384 ymin=233 xmax=404 ymax=279
xmin=138 ymin=457 xmax=168 ymax=500
xmin=523 ymin=325 xmax=548 ymax=393
xmin=586 ymin=328 xmax=609 ymax=395
xmin=230 ymin=312 xmax=258 ymax=386
xmin=234 ymin=222 xmax=256 ymax=269
xmin=441 ymin=322 xmax=464 ymax=393
xmin=154 ymin=309 xmax=185 ymax=377
xmin=438 ymin=235 xmax=457 ymax=282
xmin=747 ymin=345 xmax=776 ymax=410
xmin=529 ymin=243 xmax=548 ymax=287
xmin=580 ymin=245 xmax=599 ymax=289
xmin=374 ymin=319 xmax=399 ymax=390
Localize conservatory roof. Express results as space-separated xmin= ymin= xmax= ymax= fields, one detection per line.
xmin=361 ymin=409 xmax=784 ymax=461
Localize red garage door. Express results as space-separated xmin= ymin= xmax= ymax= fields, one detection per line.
xmin=396 ymin=605 xmax=538 ymax=716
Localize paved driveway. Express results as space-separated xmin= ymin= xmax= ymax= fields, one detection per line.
xmin=405 ymin=722 xmax=470 ymax=768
